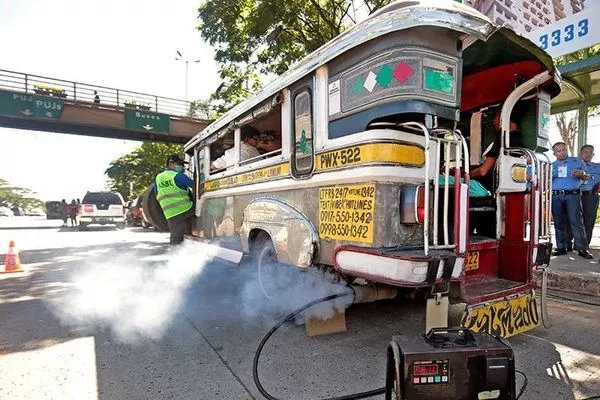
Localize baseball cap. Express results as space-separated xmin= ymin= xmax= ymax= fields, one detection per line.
xmin=166 ymin=154 xmax=188 ymax=165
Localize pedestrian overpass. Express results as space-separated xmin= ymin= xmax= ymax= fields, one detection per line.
xmin=0 ymin=69 xmax=210 ymax=144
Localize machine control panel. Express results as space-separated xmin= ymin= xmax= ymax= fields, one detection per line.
xmin=411 ymin=360 xmax=449 ymax=385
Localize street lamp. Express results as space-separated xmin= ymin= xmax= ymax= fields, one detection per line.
xmin=175 ymin=50 xmax=201 ymax=101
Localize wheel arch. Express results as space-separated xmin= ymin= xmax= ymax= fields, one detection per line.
xmin=241 ymin=197 xmax=318 ymax=268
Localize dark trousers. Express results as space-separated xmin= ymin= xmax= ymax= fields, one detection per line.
xmin=552 ymin=193 xmax=587 ymax=251
xmin=567 ymin=192 xmax=599 ymax=246
xmin=167 ymin=207 xmax=194 ymax=244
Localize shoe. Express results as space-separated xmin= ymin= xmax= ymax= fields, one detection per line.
xmin=553 ymin=249 xmax=567 ymax=256
xmin=578 ymin=250 xmax=593 ymax=259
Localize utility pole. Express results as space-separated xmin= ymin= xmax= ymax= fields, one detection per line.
xmin=175 ymin=50 xmax=201 ymax=101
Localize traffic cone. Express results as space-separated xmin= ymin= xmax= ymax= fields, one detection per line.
xmin=2 ymin=241 xmax=23 ymax=273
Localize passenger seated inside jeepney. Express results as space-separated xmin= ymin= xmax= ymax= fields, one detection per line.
xmin=466 ymin=104 xmax=528 ymax=238
xmin=469 ymin=107 xmax=525 ymax=193
xmin=256 ymin=133 xmax=282 ymax=156
xmin=211 ymin=126 xmax=260 ymax=171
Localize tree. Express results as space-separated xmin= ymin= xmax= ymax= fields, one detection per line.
xmin=555 ymin=111 xmax=578 ymax=155
xmin=0 ymin=178 xmax=43 ymax=211
xmin=196 ymin=0 xmax=392 ymax=111
xmin=105 ymin=143 xmax=184 ymax=200
xmin=553 ymin=44 xmax=600 ymax=155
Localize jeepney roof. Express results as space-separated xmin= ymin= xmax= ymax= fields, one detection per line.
xmin=185 ymin=0 xmax=557 ymax=151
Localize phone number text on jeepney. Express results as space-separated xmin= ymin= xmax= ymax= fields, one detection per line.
xmin=318 ymin=184 xmax=375 ymax=244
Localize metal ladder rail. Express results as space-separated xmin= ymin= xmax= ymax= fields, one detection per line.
xmin=396 ymin=122 xmax=432 ymax=255
xmin=453 ymin=130 xmax=470 ymax=253
xmin=397 ymin=123 xmax=462 ymax=254
xmin=429 ymin=128 xmax=466 ymax=250
xmin=536 ymin=156 xmax=552 ymax=241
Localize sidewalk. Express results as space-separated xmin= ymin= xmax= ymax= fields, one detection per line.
xmin=533 ymin=225 xmax=600 ymax=297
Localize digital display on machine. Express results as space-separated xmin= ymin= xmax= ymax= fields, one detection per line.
xmin=413 ymin=364 xmax=439 ymax=376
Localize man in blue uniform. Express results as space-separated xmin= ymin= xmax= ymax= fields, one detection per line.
xmin=551 ymin=142 xmax=593 ymax=258
xmin=566 ymin=144 xmax=600 ymax=249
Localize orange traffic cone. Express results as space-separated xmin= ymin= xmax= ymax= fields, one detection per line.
xmin=2 ymin=240 xmax=23 ymax=273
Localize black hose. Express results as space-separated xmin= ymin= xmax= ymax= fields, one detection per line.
xmin=546 ymin=293 xmax=600 ymax=307
xmin=516 ymin=370 xmax=528 ymax=399
xmin=252 ymin=292 xmax=386 ymax=400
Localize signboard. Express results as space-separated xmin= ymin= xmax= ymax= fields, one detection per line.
xmin=318 ymin=183 xmax=375 ymax=244
xmin=527 ymin=4 xmax=599 ymax=58
xmin=124 ymin=109 xmax=170 ymax=134
xmin=32 ymin=95 xmax=64 ymax=119
xmin=0 ymin=90 xmax=64 ymax=120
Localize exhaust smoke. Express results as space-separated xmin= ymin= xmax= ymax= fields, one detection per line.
xmin=51 ymin=242 xmax=355 ymax=342
xmin=52 ymin=243 xmax=211 ymax=342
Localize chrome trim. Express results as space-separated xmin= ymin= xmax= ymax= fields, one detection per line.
xmin=185 ymin=1 xmax=500 ymax=151
xmin=240 ymin=197 xmax=319 ymax=268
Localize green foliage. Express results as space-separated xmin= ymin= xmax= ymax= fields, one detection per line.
xmin=33 ymin=84 xmax=66 ymax=94
xmin=196 ymin=0 xmax=392 ymax=112
xmin=553 ymin=44 xmax=600 ymax=154
xmin=0 ymin=178 xmax=44 ymax=211
xmin=554 ymin=44 xmax=600 ymax=66
xmin=105 ymin=142 xmax=184 ymax=200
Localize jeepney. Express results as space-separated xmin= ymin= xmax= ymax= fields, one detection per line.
xmin=180 ymin=1 xmax=558 ymax=337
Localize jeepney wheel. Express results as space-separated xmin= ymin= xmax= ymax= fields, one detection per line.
xmin=254 ymin=235 xmax=279 ymax=300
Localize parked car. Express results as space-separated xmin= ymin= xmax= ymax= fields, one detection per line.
xmin=25 ymin=209 xmax=46 ymax=216
xmin=0 ymin=207 xmax=13 ymax=217
xmin=11 ymin=207 xmax=25 ymax=216
xmin=45 ymin=201 xmax=63 ymax=219
xmin=78 ymin=191 xmax=126 ymax=231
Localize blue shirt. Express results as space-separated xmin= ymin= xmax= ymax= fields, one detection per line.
xmin=581 ymin=161 xmax=600 ymax=192
xmin=552 ymin=157 xmax=586 ymax=191
xmin=153 ymin=170 xmax=194 ymax=194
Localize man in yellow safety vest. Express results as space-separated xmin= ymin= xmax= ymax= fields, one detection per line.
xmin=155 ymin=154 xmax=194 ymax=244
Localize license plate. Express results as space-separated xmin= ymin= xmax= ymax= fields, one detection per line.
xmin=460 ymin=290 xmax=539 ymax=338
xmin=465 ymin=251 xmax=479 ymax=271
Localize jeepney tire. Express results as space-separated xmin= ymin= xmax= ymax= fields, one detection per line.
xmin=142 ymin=185 xmax=169 ymax=232
xmin=253 ymin=233 xmax=279 ymax=300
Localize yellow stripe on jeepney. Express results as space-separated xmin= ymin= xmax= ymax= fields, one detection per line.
xmin=204 ymin=142 xmax=424 ymax=191
xmin=205 ymin=163 xmax=290 ymax=191
xmin=315 ymin=143 xmax=425 ymax=171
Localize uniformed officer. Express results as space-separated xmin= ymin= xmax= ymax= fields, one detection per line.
xmin=155 ymin=154 xmax=194 ymax=244
xmin=551 ymin=142 xmax=592 ymax=258
xmin=566 ymin=144 xmax=600 ymax=248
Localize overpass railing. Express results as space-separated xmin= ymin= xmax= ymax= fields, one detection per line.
xmin=0 ymin=69 xmax=207 ymax=119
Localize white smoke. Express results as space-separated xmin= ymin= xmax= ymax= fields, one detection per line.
xmin=239 ymin=261 xmax=353 ymax=326
xmin=52 ymin=243 xmax=211 ymax=342
xmin=52 ymin=242 xmax=354 ymax=343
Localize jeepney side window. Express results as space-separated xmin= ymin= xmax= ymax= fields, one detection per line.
xmin=293 ymin=89 xmax=313 ymax=175
xmin=196 ymin=146 xmax=206 ymax=183
xmin=209 ymin=131 xmax=235 ymax=173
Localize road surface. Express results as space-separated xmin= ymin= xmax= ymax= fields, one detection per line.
xmin=0 ymin=217 xmax=599 ymax=399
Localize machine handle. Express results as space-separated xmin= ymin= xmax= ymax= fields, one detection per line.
xmin=425 ymin=327 xmax=476 ymax=347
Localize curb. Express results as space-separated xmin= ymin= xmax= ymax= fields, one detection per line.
xmin=533 ymin=269 xmax=600 ymax=298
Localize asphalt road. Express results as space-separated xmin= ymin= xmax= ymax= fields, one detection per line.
xmin=0 ymin=217 xmax=599 ymax=400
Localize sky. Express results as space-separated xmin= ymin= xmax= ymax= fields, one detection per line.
xmin=0 ymin=0 xmax=219 ymax=201
xmin=0 ymin=1 xmax=599 ymax=202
